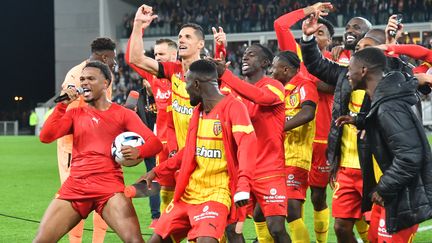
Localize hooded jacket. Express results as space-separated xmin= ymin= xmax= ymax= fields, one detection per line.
xmin=154 ymin=94 xmax=257 ymax=222
xmin=363 ymin=71 xmax=432 ymax=233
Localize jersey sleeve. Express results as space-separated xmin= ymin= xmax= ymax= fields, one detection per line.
xmin=166 ymin=109 xmax=178 ymax=152
xmin=299 ymin=81 xmax=319 ymax=105
xmin=274 ymin=9 xmax=305 ymax=52
xmin=154 ymin=148 xmax=184 ymax=179
xmin=388 ymin=44 xmax=432 ymax=64
xmin=215 ymin=42 xmax=227 ymax=59
xmin=413 ymin=62 xmax=432 ymax=74
xmin=156 ymin=62 xmax=179 ymax=79
xmin=122 ymin=108 xmax=163 ymax=158
xmin=39 ymin=103 xmax=74 ymax=143
xmin=220 ymin=70 xmax=284 ymax=106
xmin=125 ymin=38 xmax=155 ymax=82
xmin=228 ymin=99 xmax=257 ymax=193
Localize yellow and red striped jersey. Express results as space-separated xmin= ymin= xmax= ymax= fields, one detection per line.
xmin=182 ymin=111 xmax=231 ymax=209
xmin=340 ymin=90 xmax=365 ymax=169
xmin=159 ymin=62 xmax=193 ymax=150
xmin=284 ymin=73 xmax=319 ymax=170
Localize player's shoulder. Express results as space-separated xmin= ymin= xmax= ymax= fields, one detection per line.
xmin=261 ymin=76 xmax=284 ymax=90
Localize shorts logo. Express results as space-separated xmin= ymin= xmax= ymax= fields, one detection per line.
xmin=203 ymin=205 xmax=209 ymax=212
xmin=379 ymin=219 xmax=385 ymax=227
xmin=288 ymin=174 xmax=295 ymax=180
xmin=213 ymin=121 xmax=222 ymax=136
xmin=270 ymin=188 xmax=277 ymax=196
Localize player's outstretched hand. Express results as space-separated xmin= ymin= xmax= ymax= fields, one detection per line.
xmin=303 ymin=2 xmax=333 ymax=17
xmin=385 ymin=15 xmax=404 ymax=44
xmin=136 ymin=169 xmax=156 ymax=190
xmin=302 ymin=14 xmax=323 ymax=36
xmin=212 ymin=26 xmax=227 ymax=46
xmin=331 ymin=45 xmax=344 ymax=61
xmin=335 ymin=115 xmax=354 ymax=127
xmin=209 ymin=58 xmax=230 ymax=78
xmin=134 ymin=4 xmax=158 ymax=29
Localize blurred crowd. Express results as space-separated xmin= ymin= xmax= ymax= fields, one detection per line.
xmin=122 ymin=0 xmax=432 ymax=37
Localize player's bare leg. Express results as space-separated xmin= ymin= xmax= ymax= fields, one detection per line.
xmin=225 ymin=223 xmax=245 ymax=243
xmin=102 ymin=193 xmax=144 ymax=243
xmin=334 ymin=218 xmax=357 ymax=243
xmin=148 ymin=234 xmax=173 ymax=243
xmin=33 ymin=199 xmax=82 ymax=243
xmin=266 ymin=215 xmax=291 ymax=243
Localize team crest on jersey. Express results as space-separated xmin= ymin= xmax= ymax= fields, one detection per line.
xmin=289 ymin=94 xmax=299 ymax=107
xmin=213 ymin=121 xmax=222 ymax=136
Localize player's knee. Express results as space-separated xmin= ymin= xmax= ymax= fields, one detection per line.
xmin=311 ymin=191 xmax=327 ymax=209
xmin=122 ymin=235 xmax=144 ymax=243
xmin=225 ymin=223 xmax=237 ymax=238
xmin=287 ymin=203 xmax=302 ymax=221
xmin=267 ymin=217 xmax=286 ymax=237
xmin=334 ymin=221 xmax=351 ymax=237
xmin=33 ymin=233 xmax=51 ymax=243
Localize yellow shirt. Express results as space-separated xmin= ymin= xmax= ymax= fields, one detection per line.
xmin=340 ymin=90 xmax=365 ymax=169
xmin=283 ymin=79 xmax=318 ymax=170
xmin=372 ymin=155 xmax=383 ymax=183
xmin=170 ymin=73 xmax=193 ymax=149
xmin=181 ymin=113 xmax=231 ymax=209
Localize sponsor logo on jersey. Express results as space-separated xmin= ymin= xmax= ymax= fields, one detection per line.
xmin=172 ymin=100 xmax=193 ymax=115
xmin=196 ymin=146 xmax=222 ymax=159
xmin=155 ymin=89 xmax=171 ymax=100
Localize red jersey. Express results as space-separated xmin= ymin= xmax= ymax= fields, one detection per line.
xmin=220 ymin=70 xmax=285 ymax=179
xmin=40 ymin=103 xmax=162 ymax=178
xmin=125 ymin=40 xmax=174 ymax=148
xmin=274 ymin=10 xmax=334 ymax=142
xmin=312 ymin=51 xmax=334 ymax=141
xmin=385 ymin=44 xmax=432 ymax=64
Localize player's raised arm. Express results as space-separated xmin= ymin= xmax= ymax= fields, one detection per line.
xmin=129 ymin=4 xmax=159 ymax=75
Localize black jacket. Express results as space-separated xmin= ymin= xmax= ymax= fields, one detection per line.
xmin=364 ymin=72 xmax=432 ymax=233
xmin=299 ymin=37 xmax=426 ymax=180
xmin=300 ymin=37 xmax=368 ymax=178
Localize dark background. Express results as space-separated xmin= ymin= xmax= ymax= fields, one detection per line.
xmin=1 ymin=0 xmax=54 ymax=115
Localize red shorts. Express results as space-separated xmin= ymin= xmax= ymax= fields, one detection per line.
xmin=154 ymin=200 xmax=229 ymax=242
xmin=251 ymin=176 xmax=287 ymax=217
xmin=156 ymin=143 xmax=176 ymax=187
xmin=56 ymin=173 xmax=124 ymax=218
xmin=368 ymin=204 xmax=418 ymax=243
xmin=332 ymin=167 xmax=363 ymax=219
xmin=285 ymin=166 xmax=309 ymax=200
xmin=309 ymin=142 xmax=330 ymax=187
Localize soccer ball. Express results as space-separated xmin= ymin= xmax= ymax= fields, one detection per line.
xmin=111 ymin=131 xmax=145 ymax=165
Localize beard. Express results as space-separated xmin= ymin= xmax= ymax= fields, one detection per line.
xmin=189 ymin=96 xmax=202 ymax=106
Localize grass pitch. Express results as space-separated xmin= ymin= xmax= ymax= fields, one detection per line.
xmin=0 ymin=136 xmax=431 ymax=242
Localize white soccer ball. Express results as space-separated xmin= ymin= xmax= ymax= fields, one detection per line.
xmin=111 ymin=131 xmax=145 ymax=165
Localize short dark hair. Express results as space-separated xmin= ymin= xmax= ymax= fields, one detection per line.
xmin=353 ymin=47 xmax=387 ymax=72
xmin=180 ymin=23 xmax=205 ymax=40
xmin=364 ymin=29 xmax=386 ymax=45
xmin=91 ymin=37 xmax=116 ymax=53
xmin=84 ymin=61 xmax=112 ymax=85
xmin=189 ymin=59 xmax=218 ymax=82
xmin=318 ymin=18 xmax=335 ymax=37
xmin=155 ymin=38 xmax=177 ymax=49
xmin=277 ymin=51 xmax=301 ymax=69
xmin=252 ymin=43 xmax=274 ymax=68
